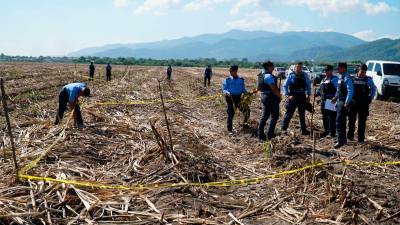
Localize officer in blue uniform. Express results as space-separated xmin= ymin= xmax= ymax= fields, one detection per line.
xmin=347 ymin=64 xmax=376 ymax=143
xmin=204 ymin=65 xmax=213 ymax=87
xmin=89 ymin=62 xmax=95 ymax=80
xmin=281 ymin=62 xmax=312 ymax=135
xmin=316 ymin=65 xmax=339 ymax=138
xmin=55 ymin=83 xmax=91 ymax=127
xmin=167 ymin=65 xmax=172 ymax=80
xmin=257 ymin=61 xmax=282 ymax=141
xmin=222 ymin=65 xmax=249 ymax=132
xmin=106 ymin=63 xmax=112 ymax=81
xmin=332 ymin=62 xmax=354 ymax=148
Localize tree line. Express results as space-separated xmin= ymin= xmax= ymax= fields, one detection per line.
xmin=1 ymin=53 xmax=358 ymax=69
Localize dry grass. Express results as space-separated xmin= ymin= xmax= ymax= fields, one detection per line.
xmin=0 ymin=62 xmax=399 ymax=224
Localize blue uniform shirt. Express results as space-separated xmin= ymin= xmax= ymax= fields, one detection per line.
xmin=335 ymin=73 xmax=354 ymax=106
xmin=222 ymin=75 xmax=247 ymax=96
xmin=283 ymin=72 xmax=311 ymax=96
xmin=264 ymin=73 xmax=276 ymax=85
xmin=63 ymin=83 xmax=87 ymax=103
xmin=367 ymin=77 xmax=377 ymax=100
xmin=316 ymin=76 xmax=339 ymax=98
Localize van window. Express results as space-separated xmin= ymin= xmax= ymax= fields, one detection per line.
xmin=383 ymin=63 xmax=400 ymax=76
xmin=374 ymin=63 xmax=382 ymax=74
xmin=367 ymin=63 xmax=374 ymax=71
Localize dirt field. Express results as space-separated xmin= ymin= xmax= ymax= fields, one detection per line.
xmin=0 ymin=62 xmax=399 ymax=224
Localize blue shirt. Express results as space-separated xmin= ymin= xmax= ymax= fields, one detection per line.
xmin=264 ymin=73 xmax=276 ymax=85
xmin=316 ymin=76 xmax=339 ymax=97
xmin=63 ymin=83 xmax=87 ymax=103
xmin=367 ymin=77 xmax=377 ymax=100
xmin=222 ymin=75 xmax=247 ymax=96
xmin=335 ymin=73 xmax=354 ymax=106
xmin=283 ymin=72 xmax=311 ymax=96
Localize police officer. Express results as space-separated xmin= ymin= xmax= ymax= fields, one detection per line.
xmin=167 ymin=65 xmax=172 ymax=80
xmin=332 ymin=62 xmax=354 ymax=149
xmin=89 ymin=62 xmax=95 ymax=80
xmin=204 ymin=65 xmax=213 ymax=87
xmin=106 ymin=63 xmax=112 ymax=81
xmin=281 ymin=62 xmax=312 ymax=135
xmin=347 ymin=63 xmax=376 ymax=143
xmin=55 ymin=83 xmax=91 ymax=128
xmin=257 ymin=61 xmax=282 ymax=141
xmin=317 ymin=65 xmax=339 ymax=138
xmin=222 ymin=65 xmax=249 ymax=133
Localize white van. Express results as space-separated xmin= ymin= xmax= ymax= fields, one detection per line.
xmin=366 ymin=60 xmax=400 ymax=99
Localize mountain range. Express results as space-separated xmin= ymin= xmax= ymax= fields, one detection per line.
xmin=69 ymin=30 xmax=400 ymax=62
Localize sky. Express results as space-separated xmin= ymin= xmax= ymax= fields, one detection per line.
xmin=0 ymin=0 xmax=399 ymax=56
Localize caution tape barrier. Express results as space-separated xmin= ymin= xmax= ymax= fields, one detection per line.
xmin=95 ymin=94 xmax=223 ymax=106
xmin=18 ymin=161 xmax=400 ymax=190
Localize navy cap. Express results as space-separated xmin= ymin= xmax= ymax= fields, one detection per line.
xmin=325 ymin=65 xmax=333 ymax=71
xmin=230 ymin=65 xmax=239 ymax=71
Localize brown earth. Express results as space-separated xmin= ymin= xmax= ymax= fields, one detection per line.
xmin=0 ymin=62 xmax=399 ymax=224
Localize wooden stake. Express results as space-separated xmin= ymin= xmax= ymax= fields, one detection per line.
xmin=0 ymin=78 xmax=19 ymax=181
xmin=158 ymin=80 xmax=174 ymax=152
xmin=312 ymin=132 xmax=316 ymax=165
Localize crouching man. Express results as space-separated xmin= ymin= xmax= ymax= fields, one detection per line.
xmin=55 ymin=83 xmax=91 ymax=127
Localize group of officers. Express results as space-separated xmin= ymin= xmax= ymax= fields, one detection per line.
xmin=165 ymin=64 xmax=213 ymax=87
xmin=56 ymin=61 xmax=376 ymax=149
xmin=222 ymin=61 xmax=376 ymax=149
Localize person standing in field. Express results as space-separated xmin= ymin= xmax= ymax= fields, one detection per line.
xmin=204 ymin=65 xmax=213 ymax=87
xmin=222 ymin=65 xmax=250 ymax=133
xmin=332 ymin=62 xmax=354 ymax=149
xmin=347 ymin=63 xmax=376 ymax=143
xmin=167 ymin=65 xmax=172 ymax=81
xmin=54 ymin=83 xmax=91 ymax=128
xmin=281 ymin=62 xmax=312 ymax=135
xmin=316 ymin=65 xmax=339 ymax=138
xmin=257 ymin=61 xmax=282 ymax=141
xmin=106 ymin=63 xmax=112 ymax=81
xmin=89 ymin=62 xmax=95 ymax=81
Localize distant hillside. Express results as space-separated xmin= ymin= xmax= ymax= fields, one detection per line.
xmin=69 ymin=30 xmax=365 ymax=61
xmin=320 ymin=38 xmax=400 ymax=61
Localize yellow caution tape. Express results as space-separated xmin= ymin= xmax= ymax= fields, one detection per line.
xmin=20 ymin=103 xmax=85 ymax=175
xmin=95 ymin=94 xmax=223 ymax=106
xmin=18 ymin=161 xmax=400 ymax=190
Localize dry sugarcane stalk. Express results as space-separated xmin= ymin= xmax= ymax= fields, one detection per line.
xmin=0 ymin=78 xmax=19 ymax=182
xmin=158 ymin=79 xmax=174 ymax=153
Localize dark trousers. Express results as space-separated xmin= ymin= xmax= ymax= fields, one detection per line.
xmin=258 ymin=94 xmax=279 ymax=139
xmin=89 ymin=71 xmax=94 ymax=80
xmin=336 ymin=101 xmax=348 ymax=145
xmin=321 ymin=101 xmax=337 ymax=136
xmin=204 ymin=76 xmax=211 ymax=87
xmin=281 ymin=93 xmax=307 ymax=132
xmin=348 ymin=102 xmax=369 ymax=142
xmin=56 ymin=89 xmax=83 ymax=125
xmin=106 ymin=72 xmax=111 ymax=81
xmin=226 ymin=95 xmax=249 ymax=131
xmin=167 ymin=73 xmax=172 ymax=80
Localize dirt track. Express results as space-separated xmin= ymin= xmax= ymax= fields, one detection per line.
xmin=0 ymin=62 xmax=399 ymax=224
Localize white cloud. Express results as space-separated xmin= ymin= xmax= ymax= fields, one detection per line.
xmin=284 ymin=0 xmax=395 ymax=16
xmin=135 ymin=0 xmax=181 ymax=15
xmin=113 ymin=0 xmax=130 ymax=8
xmin=363 ymin=2 xmax=392 ymax=15
xmin=183 ymin=0 xmax=228 ymax=12
xmin=230 ymin=0 xmax=259 ymax=15
xmin=227 ymin=10 xmax=291 ymax=32
xmin=352 ymin=30 xmax=375 ymax=41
